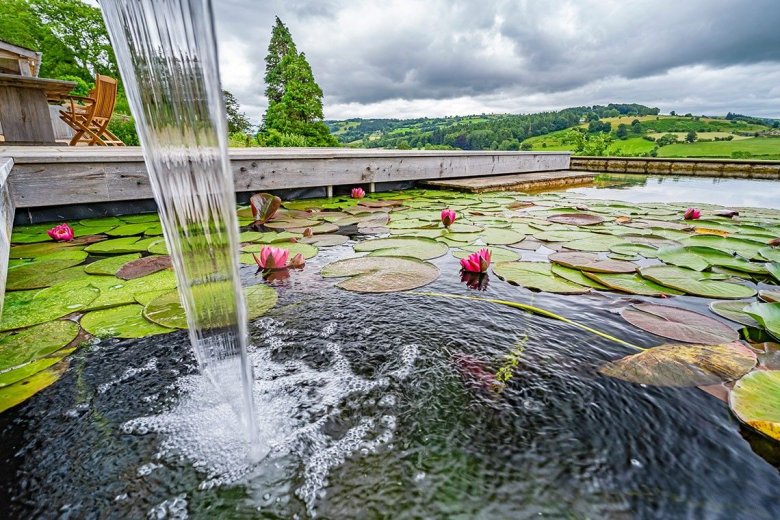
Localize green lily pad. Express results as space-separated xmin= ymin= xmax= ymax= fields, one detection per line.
xmin=0 ymin=360 xmax=70 ymax=413
xmin=300 ymin=234 xmax=349 ymax=247
xmin=492 ymin=262 xmax=589 ymax=294
xmin=759 ymin=247 xmax=780 ymax=263
xmin=729 ymin=370 xmax=780 ymax=441
xmin=452 ymin=246 xmax=520 ymax=263
xmin=80 ymin=304 xmax=174 ymax=339
xmin=709 ymin=301 xmax=761 ymax=328
xmin=354 ymin=237 xmax=448 ymax=260
xmin=609 ymin=243 xmax=659 ymax=259
xmin=532 ymin=230 xmax=593 ymax=242
xmin=768 ymin=263 xmax=780 ymax=284
xmin=84 ymin=270 xmax=178 ymax=311
xmin=84 ymin=237 xmax=149 ymax=254
xmin=5 ymin=258 xmax=87 ymax=290
xmin=0 ymin=284 xmax=100 ymax=331
xmin=599 ymin=342 xmax=756 ymax=387
xmin=661 ymin=246 xmax=766 ymax=274
xmin=560 ymin=234 xmax=625 ymax=252
xmin=264 ymin=218 xmax=320 ymax=230
xmin=0 ymin=320 xmax=79 ymax=374
xmin=744 ymin=302 xmax=780 ymax=340
xmin=478 ymin=228 xmax=525 ymax=245
xmin=80 ymin=216 xmax=123 ymax=227
xmin=583 ymin=272 xmax=683 ymax=297
xmin=621 ymin=303 xmax=739 ymax=344
xmin=639 ymin=265 xmax=756 ymax=299
xmin=10 ymin=242 xmax=80 ymax=258
xmin=551 ymin=264 xmax=609 ymax=290
xmin=547 ymin=213 xmax=606 ymax=226
xmin=681 ymin=235 xmax=765 ymax=260
xmin=656 ymin=246 xmax=710 ymax=271
xmin=548 ymin=251 xmax=637 ymax=274
xmin=120 ymin=214 xmax=160 ymax=223
xmin=84 ymin=253 xmax=142 ymax=275
xmin=106 ymin=223 xmax=155 ymax=237
xmin=321 ymin=256 xmax=439 ymax=293
xmin=147 ymin=239 xmax=169 ymax=255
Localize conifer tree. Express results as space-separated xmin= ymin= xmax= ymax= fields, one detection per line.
xmin=262 ymin=18 xmax=338 ymax=147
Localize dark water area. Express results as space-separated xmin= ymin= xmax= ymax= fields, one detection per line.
xmin=1 ymin=239 xmax=779 ymax=519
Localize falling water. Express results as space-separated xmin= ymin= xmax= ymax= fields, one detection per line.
xmin=100 ymin=0 xmax=258 ymax=444
xmin=0 ymin=158 xmax=14 ymax=318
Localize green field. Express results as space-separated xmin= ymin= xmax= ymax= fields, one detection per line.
xmin=659 ymin=137 xmax=780 ymax=159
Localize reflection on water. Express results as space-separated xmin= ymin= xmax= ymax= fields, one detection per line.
xmin=568 ymin=174 xmax=780 ymax=209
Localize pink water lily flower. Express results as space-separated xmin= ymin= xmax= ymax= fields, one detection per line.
xmin=253 ymin=246 xmax=289 ymax=270
xmin=441 ymin=208 xmax=457 ymax=227
xmin=683 ymin=208 xmax=701 ymax=220
xmin=460 ymin=248 xmax=491 ymax=273
xmin=351 ymin=187 xmax=366 ymax=199
xmin=47 ymin=223 xmax=75 ymax=242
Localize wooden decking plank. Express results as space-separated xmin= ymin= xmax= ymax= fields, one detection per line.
xmin=420 ymin=170 xmax=595 ymax=192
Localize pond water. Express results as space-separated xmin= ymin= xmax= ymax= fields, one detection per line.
xmin=1 ymin=177 xmax=779 ymax=519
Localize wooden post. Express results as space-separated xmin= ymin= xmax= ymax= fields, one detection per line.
xmin=369 ymin=182 xmax=376 ymax=193
xmin=326 ymin=185 xmax=333 ymax=198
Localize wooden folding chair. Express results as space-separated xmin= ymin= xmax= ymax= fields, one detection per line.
xmin=59 ymin=74 xmax=125 ymax=146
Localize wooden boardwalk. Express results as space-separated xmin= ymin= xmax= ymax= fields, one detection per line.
xmin=421 ymin=170 xmax=595 ymax=193
xmin=0 ymin=147 xmax=571 ymax=208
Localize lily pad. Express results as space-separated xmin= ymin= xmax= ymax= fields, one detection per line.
xmin=0 ymin=360 xmax=70 ymax=413
xmin=709 ymin=301 xmax=761 ymax=328
xmin=80 ymin=304 xmax=174 ymax=339
xmin=354 ymin=237 xmax=448 ymax=260
xmin=760 ymin=290 xmax=780 ymax=303
xmin=547 ymin=213 xmax=606 ymax=226
xmin=599 ymin=342 xmax=756 ymax=387
xmin=492 ymin=262 xmax=589 ymax=294
xmin=656 ymin=246 xmax=710 ymax=271
xmin=478 ymin=228 xmax=525 ymax=245
xmin=300 ymin=234 xmax=349 ymax=247
xmin=5 ymin=259 xmax=87 ymax=290
xmin=582 ymin=272 xmax=683 ymax=297
xmin=759 ymin=247 xmax=780 ymax=263
xmin=681 ymin=235 xmax=765 ymax=260
xmin=639 ymin=265 xmax=756 ymax=299
xmin=729 ymin=370 xmax=780 ymax=441
xmin=147 ymin=239 xmax=169 ymax=255
xmin=84 ymin=253 xmax=142 ymax=275
xmin=548 ymin=251 xmax=637 ymax=274
xmin=744 ymin=302 xmax=780 ymax=340
xmin=249 ymin=193 xmax=282 ymax=224
xmin=116 ymin=256 xmax=172 ymax=280
xmin=10 ymin=242 xmax=80 ymax=259
xmin=560 ymin=234 xmax=625 ymax=252
xmin=321 ymin=256 xmax=439 ymax=293
xmin=768 ymin=263 xmax=780 ymax=284
xmin=85 ymin=237 xmax=149 ymax=254
xmin=106 ymin=223 xmax=155 ymax=237
xmin=0 ymin=320 xmax=79 ymax=375
xmin=532 ymin=230 xmax=593 ymax=242
xmin=621 ymin=303 xmax=739 ymax=344
xmin=609 ymin=243 xmax=659 ymax=259
xmin=0 ymin=284 xmax=99 ymax=331
xmin=551 ymin=264 xmax=609 ymax=290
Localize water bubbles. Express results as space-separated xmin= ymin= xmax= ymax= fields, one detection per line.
xmin=98 ymin=358 xmax=158 ymax=394
xmin=123 ymin=320 xmax=420 ymax=516
xmin=148 ymin=493 xmax=188 ymax=520
xmin=138 ymin=462 xmax=163 ymax=477
xmin=630 ymin=458 xmax=643 ymax=468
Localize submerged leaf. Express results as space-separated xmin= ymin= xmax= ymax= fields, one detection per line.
xmin=621 ymin=303 xmax=739 ymax=344
xmin=599 ymin=342 xmax=756 ymax=387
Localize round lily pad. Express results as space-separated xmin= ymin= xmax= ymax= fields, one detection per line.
xmin=532 ymin=230 xmax=593 ymax=242
xmin=729 ymin=370 xmax=780 ymax=441
xmin=681 ymin=235 xmax=765 ymax=260
xmin=547 ymin=213 xmax=605 ymax=226
xmin=599 ymin=342 xmax=757 ymax=387
xmin=288 ymin=223 xmax=340 ymax=235
xmin=300 ymin=234 xmax=349 ymax=247
xmin=548 ymin=251 xmax=637 ymax=274
xmin=354 ymin=237 xmax=448 ymax=260
xmin=10 ymin=242 xmax=81 ymax=259
xmin=81 ymin=304 xmax=174 ymax=339
xmin=551 ymin=264 xmax=609 ymax=289
xmin=116 ymin=256 xmax=172 ymax=280
xmin=492 ymin=262 xmax=589 ymax=294
xmin=621 ymin=303 xmax=739 ymax=344
xmin=0 ymin=320 xmax=79 ymax=374
xmin=321 ymin=256 xmax=439 ymax=293
xmin=759 ymin=247 xmax=780 ymax=263
xmin=84 ymin=253 xmax=142 ymax=275
xmin=583 ymin=272 xmax=682 ymax=297
xmin=0 ymin=360 xmax=70 ymax=414
xmin=147 ymin=239 xmax=169 ymax=255
xmin=264 ymin=218 xmax=320 ymax=230
xmin=709 ymin=301 xmax=761 ymax=328
xmin=639 ymin=265 xmax=756 ymax=299
xmin=0 ymin=284 xmax=100 ymax=331
xmin=560 ymin=234 xmax=625 ymax=252
xmin=478 ymin=228 xmax=525 ymax=245
xmin=106 ymin=223 xmax=155 ymax=237
xmin=609 ymin=243 xmax=659 ymax=259
xmin=5 ymin=258 xmax=87 ymax=290
xmin=744 ymin=302 xmax=780 ymax=340
xmin=85 ymin=237 xmax=148 ymax=254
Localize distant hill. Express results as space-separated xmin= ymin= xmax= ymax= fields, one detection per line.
xmin=326 ymin=104 xmax=780 ymax=159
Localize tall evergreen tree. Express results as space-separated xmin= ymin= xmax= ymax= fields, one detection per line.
xmin=262 ymin=18 xmax=338 ymax=147
xmin=264 ymin=17 xmax=296 ymax=105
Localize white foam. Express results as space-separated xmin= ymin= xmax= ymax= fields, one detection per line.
xmin=122 ymin=322 xmax=419 ymax=516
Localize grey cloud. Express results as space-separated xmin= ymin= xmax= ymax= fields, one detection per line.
xmin=212 ymin=0 xmax=780 ymax=120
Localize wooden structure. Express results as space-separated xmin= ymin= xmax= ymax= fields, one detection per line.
xmin=0 ymin=40 xmax=41 ymax=77
xmin=0 ymin=147 xmax=571 ymax=209
xmin=59 ymin=75 xmax=124 ymax=146
xmin=0 ymin=74 xmax=75 ymax=145
xmin=422 ymin=170 xmax=596 ymax=193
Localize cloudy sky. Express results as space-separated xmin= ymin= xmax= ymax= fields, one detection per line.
xmin=209 ymin=0 xmax=780 ymax=122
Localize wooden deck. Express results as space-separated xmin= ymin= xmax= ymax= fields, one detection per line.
xmin=421 ymin=169 xmax=596 ymax=193
xmin=0 ymin=147 xmax=571 ymax=208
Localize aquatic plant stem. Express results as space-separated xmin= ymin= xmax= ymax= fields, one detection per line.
xmin=411 ymin=292 xmax=644 ymax=351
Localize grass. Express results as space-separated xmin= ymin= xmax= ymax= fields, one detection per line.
xmin=658 ymin=137 xmax=780 ymax=159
